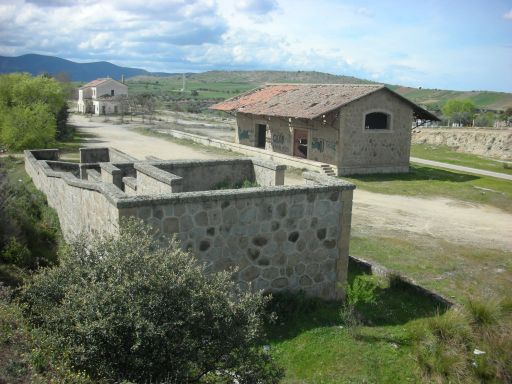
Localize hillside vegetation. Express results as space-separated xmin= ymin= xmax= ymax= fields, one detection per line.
xmin=127 ymin=70 xmax=512 ymax=111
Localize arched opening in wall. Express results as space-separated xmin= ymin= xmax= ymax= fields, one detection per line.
xmin=365 ymin=112 xmax=390 ymax=130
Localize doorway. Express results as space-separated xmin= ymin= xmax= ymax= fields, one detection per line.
xmin=293 ymin=129 xmax=308 ymax=158
xmin=256 ymin=124 xmax=266 ymax=149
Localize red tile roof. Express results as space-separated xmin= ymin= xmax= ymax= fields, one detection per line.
xmin=80 ymin=78 xmax=125 ymax=89
xmin=211 ymin=84 xmax=439 ymax=121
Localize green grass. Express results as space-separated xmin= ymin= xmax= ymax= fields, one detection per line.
xmin=126 ymin=77 xmax=256 ymax=100
xmin=411 ymin=143 xmax=512 ymax=175
xmin=343 ymin=164 xmax=512 ymax=213
xmin=351 ymin=236 xmax=512 ymax=303
xmin=266 ymin=263 xmax=447 ymax=383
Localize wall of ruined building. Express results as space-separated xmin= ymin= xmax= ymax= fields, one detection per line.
xmin=117 ymin=183 xmax=353 ymax=299
xmin=25 ymin=150 xmax=122 ymax=241
xmin=235 ymin=113 xmax=339 ymax=166
xmin=24 ymin=150 xmax=355 ymax=299
xmin=337 ymin=89 xmax=412 ymax=175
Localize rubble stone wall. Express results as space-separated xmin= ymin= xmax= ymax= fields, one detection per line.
xmin=25 ymin=149 xmax=355 ymax=299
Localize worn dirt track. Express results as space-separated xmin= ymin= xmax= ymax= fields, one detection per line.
xmin=71 ymin=115 xmax=218 ymax=161
xmin=71 ymin=115 xmax=512 ymax=252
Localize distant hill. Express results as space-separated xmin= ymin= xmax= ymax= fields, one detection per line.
xmin=2 ymin=54 xmax=510 ymax=111
xmin=130 ymin=71 xmax=512 ymax=111
xmin=186 ymin=70 xmax=374 ymax=85
xmin=0 ymin=54 xmax=175 ymax=82
xmin=388 ymin=85 xmax=512 ymax=112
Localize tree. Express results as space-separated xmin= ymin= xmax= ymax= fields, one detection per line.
xmin=0 ymin=73 xmax=69 ymax=148
xmin=22 ymin=219 xmax=283 ymax=383
xmin=474 ymin=112 xmax=496 ymax=127
xmin=441 ymin=99 xmax=476 ymax=126
xmin=0 ymin=104 xmax=56 ymax=150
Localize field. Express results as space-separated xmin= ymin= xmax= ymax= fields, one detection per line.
xmin=411 ymin=143 xmax=512 ymax=176
xmin=344 ymin=164 xmax=512 ymax=213
xmin=125 ymin=71 xmax=512 ymax=112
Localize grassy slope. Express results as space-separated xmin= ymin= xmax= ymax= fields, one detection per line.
xmin=267 ymin=263 xmax=446 ymax=384
xmin=126 ymin=71 xmax=512 ymax=110
xmin=351 ymin=236 xmax=512 ymax=302
xmin=343 ymin=164 xmax=512 ymax=213
xmin=411 ymin=143 xmax=512 ymax=175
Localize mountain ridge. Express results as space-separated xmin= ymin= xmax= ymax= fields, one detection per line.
xmin=0 ymin=54 xmax=177 ymax=81
xmin=1 ymin=54 xmax=511 ymax=110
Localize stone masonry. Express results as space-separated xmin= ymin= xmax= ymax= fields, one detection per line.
xmin=25 ymin=148 xmax=355 ymax=299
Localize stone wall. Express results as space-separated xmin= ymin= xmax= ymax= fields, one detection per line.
xmin=235 ymin=113 xmax=339 ymax=165
xmin=412 ymin=128 xmax=512 ymax=161
xmin=25 ymin=149 xmax=355 ymax=299
xmin=162 ymin=128 xmax=334 ymax=174
xmin=25 ymin=150 xmax=123 ymax=240
xmin=337 ymin=89 xmax=412 ymax=175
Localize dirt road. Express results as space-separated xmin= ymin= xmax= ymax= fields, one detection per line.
xmin=71 ymin=115 xmax=512 ymax=252
xmin=70 ymin=115 xmax=218 ymax=161
xmin=352 ymin=190 xmax=512 ymax=251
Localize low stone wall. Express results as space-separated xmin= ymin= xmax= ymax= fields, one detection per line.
xmin=349 ymin=255 xmax=453 ymax=308
xmin=25 ymin=149 xmax=355 ymax=299
xmin=412 ymin=128 xmax=512 ymax=160
xmin=158 ymin=129 xmax=337 ymax=174
xmin=25 ymin=150 xmax=124 ymax=239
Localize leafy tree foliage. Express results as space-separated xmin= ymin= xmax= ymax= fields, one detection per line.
xmin=441 ymin=99 xmax=476 ymax=126
xmin=0 ymin=104 xmax=56 ymax=150
xmin=0 ymin=73 xmax=68 ymax=150
xmin=474 ymin=111 xmax=496 ymax=127
xmin=22 ymin=219 xmax=283 ymax=383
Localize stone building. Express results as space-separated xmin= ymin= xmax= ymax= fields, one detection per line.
xmin=211 ymin=84 xmax=439 ymax=175
xmin=77 ymin=78 xmax=128 ymax=115
xmin=25 ymin=148 xmax=355 ymax=299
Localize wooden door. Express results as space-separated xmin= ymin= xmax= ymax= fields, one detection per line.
xmin=293 ymin=129 xmax=308 ymax=158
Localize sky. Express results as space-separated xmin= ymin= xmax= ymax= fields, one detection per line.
xmin=0 ymin=0 xmax=511 ymax=92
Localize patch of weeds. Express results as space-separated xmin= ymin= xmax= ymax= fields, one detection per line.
xmin=212 ymin=178 xmax=259 ymax=190
xmin=340 ymin=274 xmax=379 ymax=335
xmin=412 ymin=300 xmax=512 ymax=383
xmin=465 ymin=296 xmax=502 ymax=327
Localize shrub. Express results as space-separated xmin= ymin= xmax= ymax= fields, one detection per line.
xmin=0 ymin=157 xmax=60 ymax=286
xmin=0 ymin=238 xmax=31 ymax=268
xmin=345 ymin=274 xmax=378 ymax=307
xmin=0 ymin=103 xmax=56 ymax=150
xmin=340 ymin=274 xmax=379 ymax=331
xmin=22 ymin=219 xmax=283 ymax=383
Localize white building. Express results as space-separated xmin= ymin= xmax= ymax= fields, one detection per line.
xmin=77 ymin=78 xmax=128 ymax=115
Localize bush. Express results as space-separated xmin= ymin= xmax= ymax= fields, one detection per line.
xmin=345 ymin=274 xmax=378 ymax=307
xmin=0 ymin=103 xmax=56 ymax=150
xmin=0 ymin=73 xmax=68 ymax=150
xmin=22 ymin=219 xmax=283 ymax=383
xmin=0 ymin=157 xmax=60 ymax=286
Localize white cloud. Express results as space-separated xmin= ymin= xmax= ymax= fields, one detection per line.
xmin=0 ymin=0 xmax=510 ymax=91
xmin=504 ymin=9 xmax=512 ymax=20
